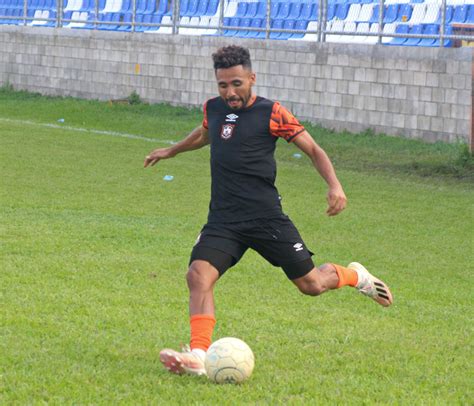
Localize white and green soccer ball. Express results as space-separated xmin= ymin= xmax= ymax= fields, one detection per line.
xmin=205 ymin=337 xmax=255 ymax=384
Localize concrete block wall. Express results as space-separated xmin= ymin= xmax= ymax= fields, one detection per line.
xmin=0 ymin=25 xmax=472 ymax=145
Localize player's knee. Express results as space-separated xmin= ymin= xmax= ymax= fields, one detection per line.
xmin=319 ymin=263 xmax=334 ymax=273
xmin=297 ymin=281 xmax=324 ymax=296
xmin=186 ymin=262 xmax=216 ymax=291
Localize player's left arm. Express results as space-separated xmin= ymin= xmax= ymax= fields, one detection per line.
xmin=293 ymin=131 xmax=347 ymax=216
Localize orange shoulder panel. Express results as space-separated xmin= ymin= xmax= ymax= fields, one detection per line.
xmin=269 ymin=102 xmax=305 ymax=142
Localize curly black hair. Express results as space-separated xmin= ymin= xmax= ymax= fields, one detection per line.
xmin=212 ymin=45 xmax=252 ymax=71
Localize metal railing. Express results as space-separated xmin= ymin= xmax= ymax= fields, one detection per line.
xmin=1 ymin=0 xmax=473 ymax=46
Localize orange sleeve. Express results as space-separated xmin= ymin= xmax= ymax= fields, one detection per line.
xmin=202 ymin=101 xmax=208 ymax=129
xmin=269 ymin=102 xmax=305 ymax=143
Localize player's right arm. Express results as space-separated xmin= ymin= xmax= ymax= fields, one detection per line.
xmin=144 ymin=125 xmax=209 ymax=168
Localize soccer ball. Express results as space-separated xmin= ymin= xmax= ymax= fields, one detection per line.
xmin=205 ymin=337 xmax=255 ymax=384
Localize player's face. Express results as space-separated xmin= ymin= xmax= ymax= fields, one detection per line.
xmin=215 ymin=65 xmax=256 ymax=110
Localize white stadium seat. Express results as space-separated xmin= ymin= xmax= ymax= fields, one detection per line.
xmin=326 ymin=19 xmax=343 ymax=42
xmin=345 ymin=3 xmax=362 ymax=22
xmin=300 ymin=20 xmax=318 ymax=41
xmin=381 ymin=22 xmax=396 ymax=43
xmin=358 ymin=4 xmax=375 ymax=22
xmin=351 ymin=22 xmax=370 ymax=43
xmin=423 ymin=3 xmax=440 ymax=23
xmin=224 ymin=1 xmax=238 ymax=17
xmin=408 ymin=3 xmax=428 ymax=24
xmin=205 ymin=16 xmax=219 ymax=35
xmin=149 ymin=15 xmax=172 ymax=34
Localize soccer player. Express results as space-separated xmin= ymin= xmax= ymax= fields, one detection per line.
xmin=144 ymin=45 xmax=393 ymax=376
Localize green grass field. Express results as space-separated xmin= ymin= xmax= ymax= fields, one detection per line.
xmin=1 ymin=88 xmax=473 ymax=404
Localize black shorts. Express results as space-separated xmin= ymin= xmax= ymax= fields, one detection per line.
xmin=189 ymin=215 xmax=314 ymax=280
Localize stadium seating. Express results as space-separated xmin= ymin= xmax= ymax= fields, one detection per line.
xmin=1 ymin=0 xmax=473 ymax=47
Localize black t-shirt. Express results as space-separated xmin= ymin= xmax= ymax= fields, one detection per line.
xmin=202 ymin=96 xmax=305 ymax=223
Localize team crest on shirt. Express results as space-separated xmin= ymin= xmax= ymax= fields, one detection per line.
xmin=221 ymin=124 xmax=235 ymax=140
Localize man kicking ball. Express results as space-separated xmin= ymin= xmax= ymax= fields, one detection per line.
xmin=144 ymin=45 xmax=393 ymax=376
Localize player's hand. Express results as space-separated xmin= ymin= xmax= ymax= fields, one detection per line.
xmin=144 ymin=148 xmax=175 ymax=168
xmin=326 ymin=185 xmax=347 ymax=216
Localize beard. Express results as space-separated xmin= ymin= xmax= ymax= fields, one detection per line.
xmin=225 ymin=90 xmax=252 ymax=110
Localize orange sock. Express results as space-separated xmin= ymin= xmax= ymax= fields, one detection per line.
xmin=332 ymin=263 xmax=358 ymax=288
xmin=190 ymin=314 xmax=216 ymax=351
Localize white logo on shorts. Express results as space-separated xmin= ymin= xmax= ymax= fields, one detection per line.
xmin=293 ymin=243 xmax=304 ymax=252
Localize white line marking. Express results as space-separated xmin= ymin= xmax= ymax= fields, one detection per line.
xmin=0 ymin=117 xmax=177 ymax=145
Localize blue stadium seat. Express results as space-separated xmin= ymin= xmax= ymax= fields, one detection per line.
xmin=245 ymin=1 xmax=258 ymax=17
xmin=234 ymin=1 xmax=247 ymax=18
xmin=270 ymin=2 xmax=280 ymax=19
xmin=144 ymin=0 xmax=155 ymax=13
xmin=466 ymin=4 xmax=474 ymax=23
xmin=132 ymin=13 xmax=146 ymax=31
xmin=435 ymin=5 xmax=453 ymax=25
xmin=195 ymin=0 xmax=208 ymax=16
xmin=326 ymin=3 xmax=335 ymax=20
xmin=234 ymin=16 xmax=251 ymax=36
xmin=396 ymin=4 xmax=412 ymax=22
xmin=205 ymin=0 xmax=217 ymax=16
xmin=403 ymin=24 xmax=422 ymax=46
xmin=270 ymin=18 xmax=283 ymax=38
xmin=278 ymin=18 xmax=296 ymax=39
xmin=288 ymin=2 xmax=302 ymax=20
xmin=135 ymin=0 xmax=147 ymax=14
xmin=116 ymin=11 xmax=131 ymax=29
xmin=44 ymin=0 xmax=55 ymax=10
xmin=99 ymin=12 xmax=120 ymax=29
xmin=9 ymin=8 xmax=22 ymax=24
xmin=2 ymin=8 xmax=13 ymax=24
xmin=155 ymin=0 xmax=167 ymax=15
xmin=417 ymin=24 xmax=438 ymax=47
xmin=432 ymin=25 xmax=453 ymax=47
xmin=368 ymin=4 xmax=379 ymax=23
xmin=300 ymin=3 xmax=315 ymax=20
xmin=244 ymin=17 xmax=264 ymax=38
xmin=289 ymin=19 xmax=309 ymax=39
xmin=386 ymin=23 xmax=409 ymax=45
xmin=452 ymin=5 xmax=467 ymax=23
xmin=149 ymin=13 xmax=162 ymax=26
xmin=184 ymin=0 xmax=198 ymax=16
xmin=277 ymin=2 xmax=290 ymax=19
xmin=254 ymin=1 xmax=267 ymax=18
xmin=177 ymin=0 xmax=188 ymax=15
xmin=223 ymin=16 xmax=239 ymax=36
xmin=384 ymin=4 xmax=399 ymax=23
xmin=335 ymin=3 xmax=349 ymax=20
xmin=120 ymin=0 xmax=130 ymax=12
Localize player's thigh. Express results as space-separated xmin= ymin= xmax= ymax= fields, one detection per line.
xmin=247 ymin=216 xmax=315 ymax=280
xmin=189 ymin=233 xmax=247 ymax=277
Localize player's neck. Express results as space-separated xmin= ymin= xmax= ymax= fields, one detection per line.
xmin=244 ymin=94 xmax=257 ymax=108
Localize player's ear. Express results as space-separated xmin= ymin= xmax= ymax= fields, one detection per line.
xmin=249 ymin=72 xmax=256 ymax=85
